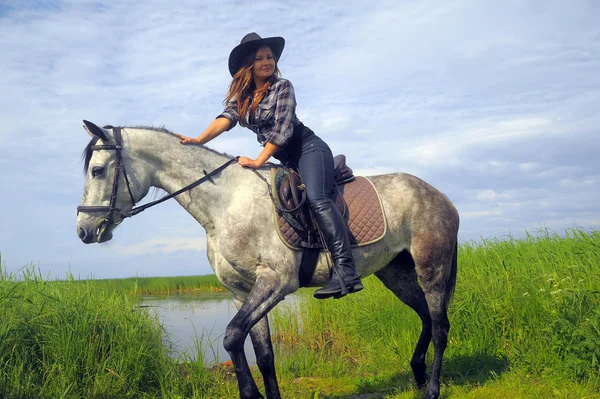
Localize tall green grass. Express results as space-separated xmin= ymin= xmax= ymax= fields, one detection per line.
xmin=271 ymin=228 xmax=600 ymax=396
xmin=0 ymin=262 xmax=217 ymax=399
xmin=451 ymin=229 xmax=599 ymax=382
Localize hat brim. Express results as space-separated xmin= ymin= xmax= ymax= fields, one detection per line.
xmin=228 ymin=36 xmax=285 ymax=77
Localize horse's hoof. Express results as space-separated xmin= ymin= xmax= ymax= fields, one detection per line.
xmin=416 ymin=373 xmax=430 ymax=389
xmin=423 ymin=384 xmax=439 ymax=399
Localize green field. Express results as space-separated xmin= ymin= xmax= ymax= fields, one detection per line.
xmin=1 ymin=228 xmax=599 ymax=398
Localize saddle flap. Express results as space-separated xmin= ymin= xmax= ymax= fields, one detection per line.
xmin=279 ymin=177 xmax=293 ymax=209
xmin=278 ymin=170 xmax=304 ymax=211
xmin=273 ymin=167 xmax=314 ymax=236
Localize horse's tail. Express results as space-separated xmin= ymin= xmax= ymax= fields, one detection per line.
xmin=445 ymin=240 xmax=458 ymax=308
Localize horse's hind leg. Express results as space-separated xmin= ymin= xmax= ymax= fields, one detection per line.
xmin=374 ymin=250 xmax=432 ymax=388
xmin=412 ymin=238 xmax=457 ymax=399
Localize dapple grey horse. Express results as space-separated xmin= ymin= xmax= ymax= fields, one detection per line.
xmin=76 ymin=121 xmax=459 ymax=399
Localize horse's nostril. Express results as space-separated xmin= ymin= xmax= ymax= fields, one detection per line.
xmin=78 ymin=227 xmax=87 ymax=240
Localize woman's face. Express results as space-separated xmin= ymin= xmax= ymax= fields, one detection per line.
xmin=252 ymin=46 xmax=275 ymax=81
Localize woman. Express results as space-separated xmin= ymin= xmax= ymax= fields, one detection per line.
xmin=178 ymin=32 xmax=362 ymax=299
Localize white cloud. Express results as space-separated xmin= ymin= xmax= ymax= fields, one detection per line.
xmin=398 ymin=116 xmax=555 ymax=166
xmin=461 ymin=210 xmax=503 ymax=219
xmin=476 ymin=190 xmax=510 ymax=201
xmin=354 ymin=167 xmax=396 ymax=177
xmin=518 ymin=163 xmax=540 ymax=171
xmin=112 ymin=237 xmax=207 ymax=256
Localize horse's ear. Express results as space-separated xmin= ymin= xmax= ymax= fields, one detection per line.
xmin=83 ymin=120 xmax=108 ymax=141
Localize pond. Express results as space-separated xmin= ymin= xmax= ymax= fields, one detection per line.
xmin=141 ymin=292 xmax=299 ymax=366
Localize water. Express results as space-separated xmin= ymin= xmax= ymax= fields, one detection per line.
xmin=140 ymin=293 xmax=299 ymax=366
xmin=140 ymin=293 xmax=245 ymax=365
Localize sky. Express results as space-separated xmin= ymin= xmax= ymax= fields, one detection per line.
xmin=0 ymin=0 xmax=598 ymax=279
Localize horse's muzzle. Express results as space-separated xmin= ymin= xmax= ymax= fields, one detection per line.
xmin=78 ymin=226 xmax=95 ymax=244
xmin=77 ymin=218 xmax=115 ymax=244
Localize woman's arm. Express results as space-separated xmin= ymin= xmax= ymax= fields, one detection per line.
xmin=177 ymin=117 xmax=231 ymax=145
xmin=178 ymin=97 xmax=239 ymax=145
xmin=238 ymin=142 xmax=278 ymax=168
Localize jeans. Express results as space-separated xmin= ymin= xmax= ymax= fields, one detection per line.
xmin=277 ymin=123 xmax=335 ymax=204
xmin=297 ymin=136 xmax=336 ymax=205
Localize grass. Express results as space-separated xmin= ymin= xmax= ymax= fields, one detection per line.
xmin=81 ymin=274 xmax=227 ymax=295
xmin=0 ymin=261 xmax=223 ymax=398
xmin=270 ymin=228 xmax=600 ymax=398
xmin=1 ymin=228 xmax=599 ymax=398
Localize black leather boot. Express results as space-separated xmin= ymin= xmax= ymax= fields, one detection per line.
xmin=311 ymin=199 xmax=363 ymax=299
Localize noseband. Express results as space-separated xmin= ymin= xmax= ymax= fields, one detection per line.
xmin=77 ymin=127 xmax=239 ymax=235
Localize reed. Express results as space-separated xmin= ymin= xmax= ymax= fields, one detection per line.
xmin=81 ymin=274 xmax=227 ymax=295
xmin=0 ymin=262 xmax=218 ymax=399
xmin=271 ymin=228 xmax=600 ymax=397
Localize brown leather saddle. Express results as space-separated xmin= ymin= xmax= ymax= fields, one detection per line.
xmin=273 ymin=155 xmax=385 ymax=249
xmin=270 ymin=155 xmax=386 ymax=286
xmin=273 ymin=155 xmax=355 ymax=248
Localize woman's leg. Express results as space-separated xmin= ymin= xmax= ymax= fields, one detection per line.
xmin=297 ymin=139 xmax=363 ymax=299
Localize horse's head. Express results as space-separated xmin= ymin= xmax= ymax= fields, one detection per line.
xmin=76 ymin=120 xmax=142 ymax=244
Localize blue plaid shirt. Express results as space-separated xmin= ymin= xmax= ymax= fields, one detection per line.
xmin=217 ymin=77 xmax=301 ymax=149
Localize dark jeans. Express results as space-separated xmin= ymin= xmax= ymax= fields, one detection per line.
xmin=298 ymin=137 xmax=336 ymax=204
xmin=276 ymin=123 xmax=335 ymax=204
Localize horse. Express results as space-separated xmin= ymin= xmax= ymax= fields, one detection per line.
xmin=76 ymin=120 xmax=459 ymax=399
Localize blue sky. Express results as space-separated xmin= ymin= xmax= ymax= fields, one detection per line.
xmin=1 ymin=0 xmax=598 ymax=279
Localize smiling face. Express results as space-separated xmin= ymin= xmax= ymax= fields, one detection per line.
xmin=252 ymin=46 xmax=276 ymax=82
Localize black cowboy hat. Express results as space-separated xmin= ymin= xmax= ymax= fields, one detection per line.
xmin=228 ymin=32 xmax=285 ymax=77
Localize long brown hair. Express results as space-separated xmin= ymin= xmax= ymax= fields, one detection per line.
xmin=224 ymin=47 xmax=281 ymax=127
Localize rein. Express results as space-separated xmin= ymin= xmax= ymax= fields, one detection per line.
xmin=128 ymin=157 xmax=239 ymax=217
xmin=77 ymin=127 xmax=239 ymax=233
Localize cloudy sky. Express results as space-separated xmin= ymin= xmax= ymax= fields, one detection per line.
xmin=1 ymin=0 xmax=598 ymax=279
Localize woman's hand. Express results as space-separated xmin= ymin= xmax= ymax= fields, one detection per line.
xmin=238 ymin=156 xmax=261 ymax=169
xmin=175 ymin=134 xmax=198 ymax=145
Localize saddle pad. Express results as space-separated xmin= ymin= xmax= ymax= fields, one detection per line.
xmin=274 ymin=176 xmax=387 ymax=250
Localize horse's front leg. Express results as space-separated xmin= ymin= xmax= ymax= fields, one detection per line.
xmin=233 ymin=296 xmax=281 ymax=399
xmin=224 ymin=269 xmax=290 ymax=399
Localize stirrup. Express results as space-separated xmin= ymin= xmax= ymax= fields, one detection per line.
xmin=314 ymin=267 xmax=363 ymax=299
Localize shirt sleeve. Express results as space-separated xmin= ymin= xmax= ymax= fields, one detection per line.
xmin=216 ymin=98 xmax=238 ymax=131
xmin=265 ymin=80 xmax=296 ymax=147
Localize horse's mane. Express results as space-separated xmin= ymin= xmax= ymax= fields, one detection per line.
xmin=81 ymin=125 xmax=235 ymax=174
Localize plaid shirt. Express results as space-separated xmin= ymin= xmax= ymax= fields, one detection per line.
xmin=217 ymin=77 xmax=301 ymax=148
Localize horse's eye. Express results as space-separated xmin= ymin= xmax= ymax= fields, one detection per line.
xmin=92 ymin=166 xmax=104 ymax=177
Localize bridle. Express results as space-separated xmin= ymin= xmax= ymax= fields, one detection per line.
xmin=77 ymin=126 xmax=238 ymax=238
xmin=76 ymin=127 xmax=137 ymax=236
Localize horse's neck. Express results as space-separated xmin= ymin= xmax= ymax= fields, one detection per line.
xmin=126 ymin=128 xmax=239 ymax=231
